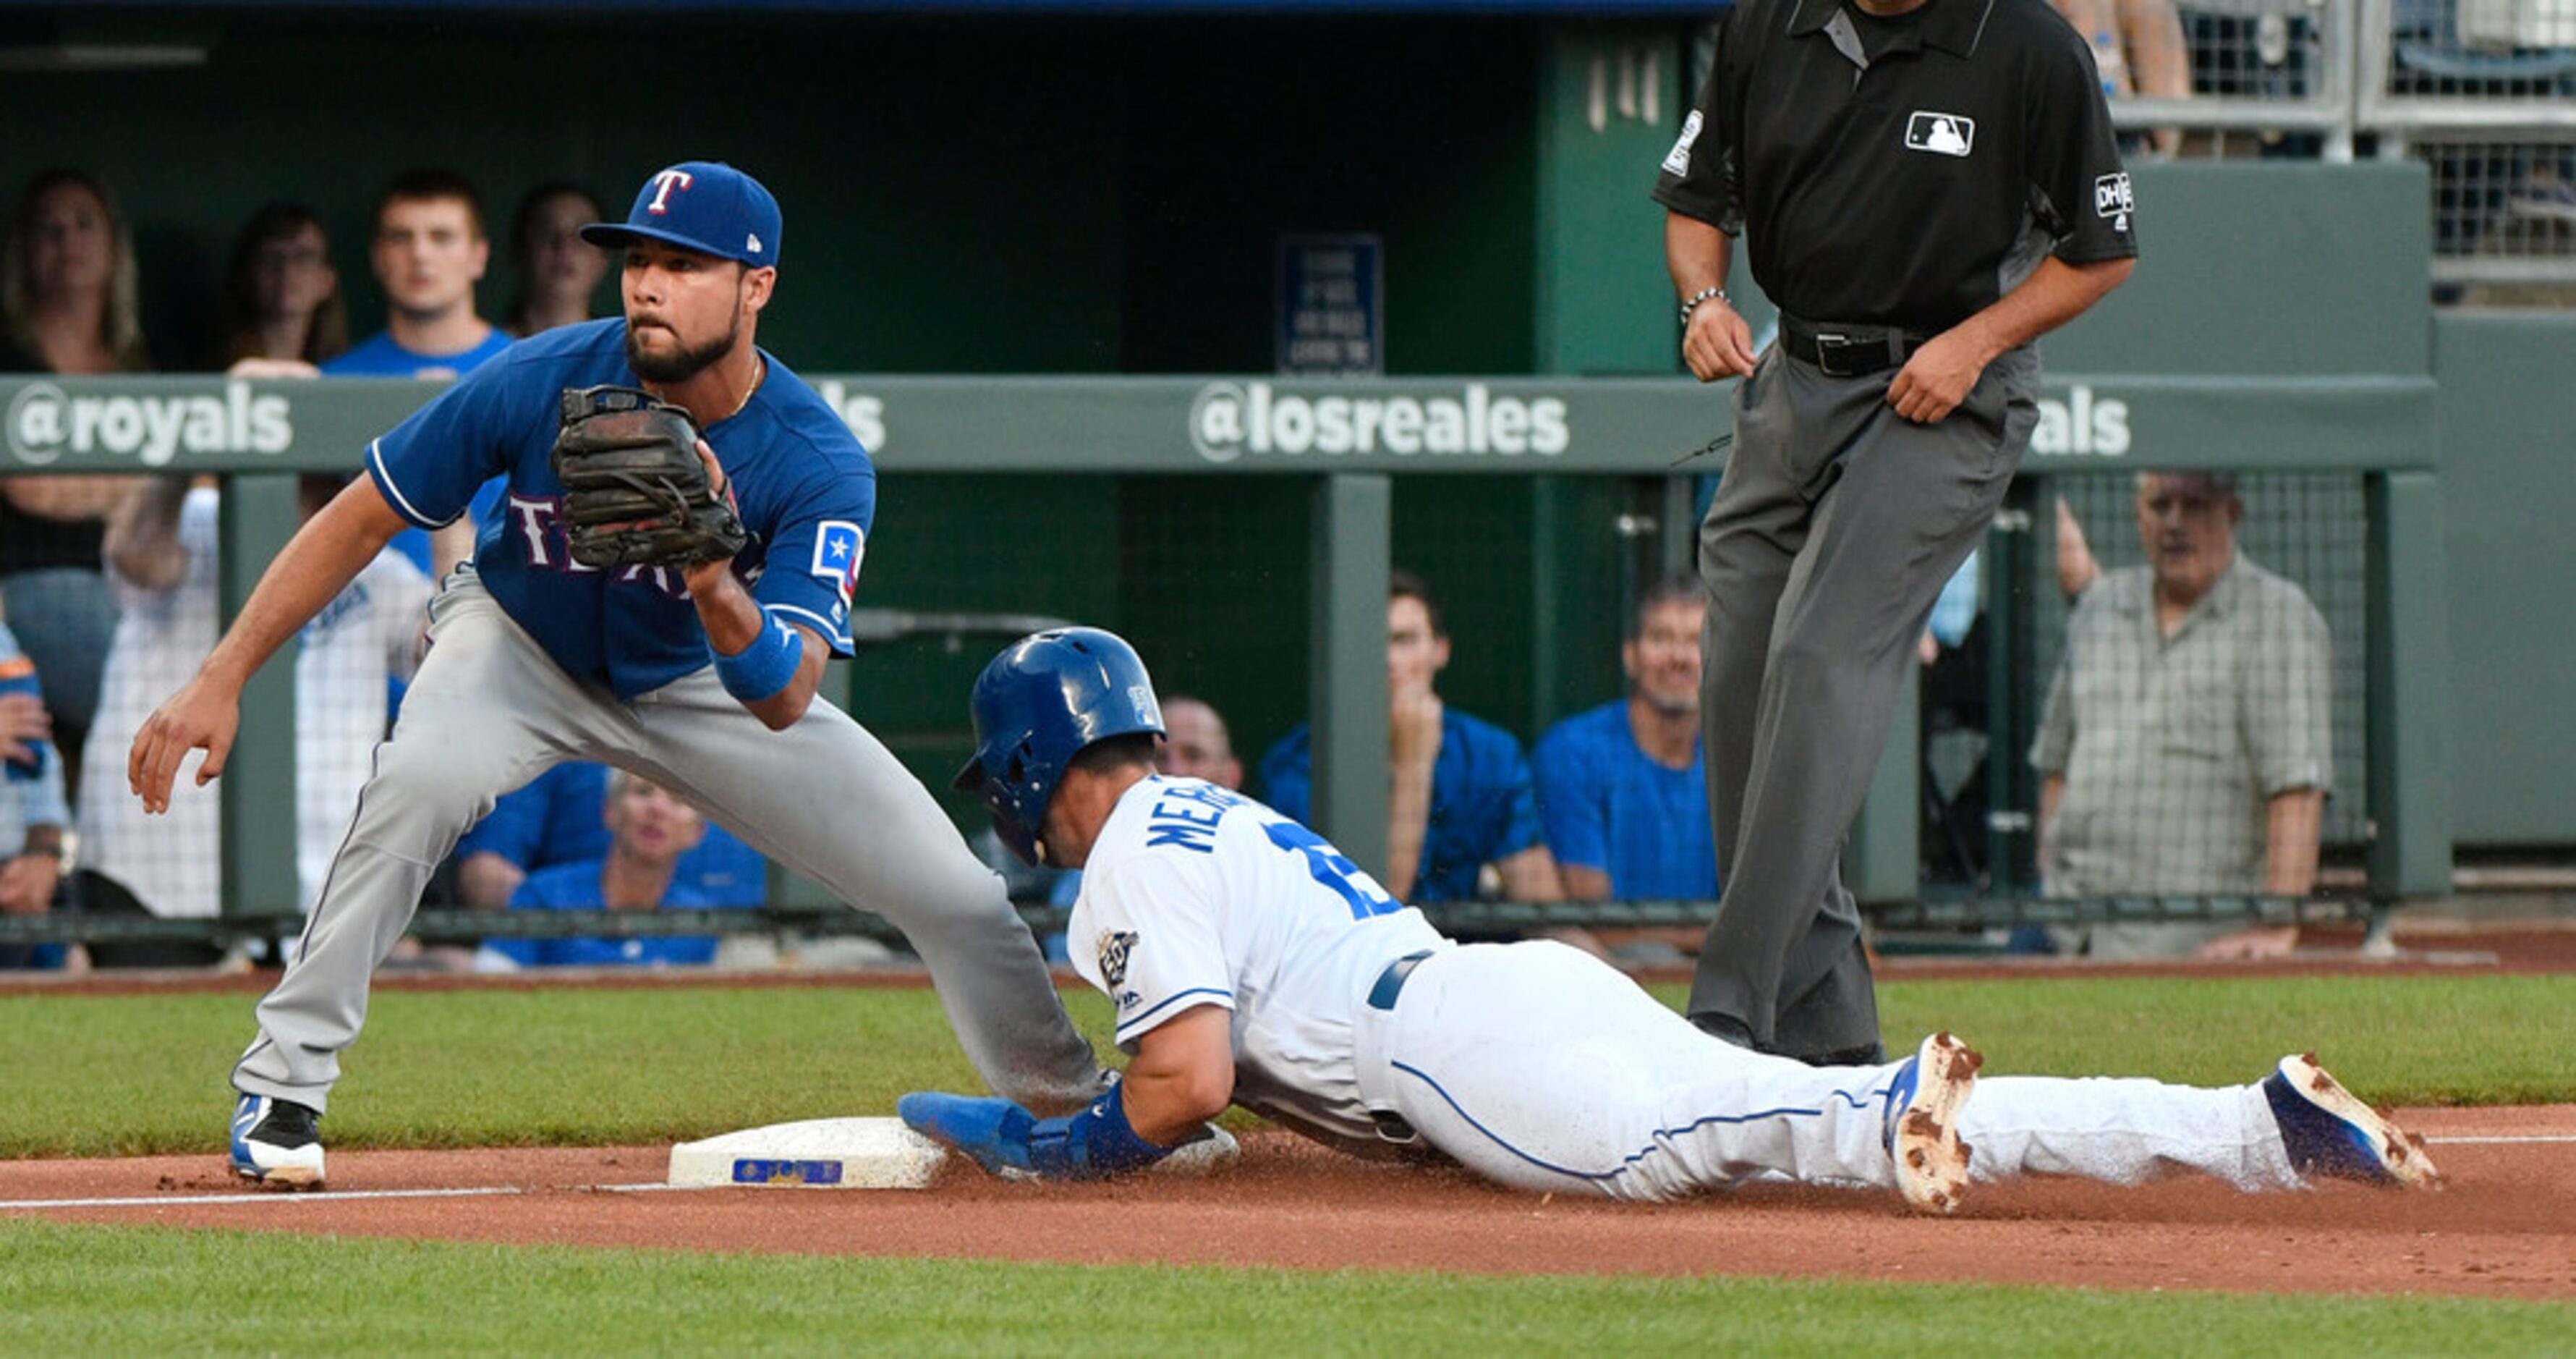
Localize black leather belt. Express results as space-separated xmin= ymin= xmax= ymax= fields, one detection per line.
xmin=1367 ymin=949 xmax=1434 ymax=1012
xmin=1780 ymin=318 xmax=1928 ymax=378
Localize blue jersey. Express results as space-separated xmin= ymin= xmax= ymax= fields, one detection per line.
xmin=1532 ymin=700 xmax=1717 ymax=901
xmin=456 ymin=761 xmax=769 ymax=905
xmin=1258 ymin=709 xmax=1544 ymax=904
xmin=365 ymin=319 xmax=871 ymax=699
xmin=323 ymin=327 xmax=516 ymax=378
xmin=324 ymin=326 xmax=517 ymax=588
xmin=483 ymin=860 xmax=734 ymax=968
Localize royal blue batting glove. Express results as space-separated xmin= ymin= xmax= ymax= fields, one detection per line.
xmin=898 ymin=1091 xmax=1040 ymax=1176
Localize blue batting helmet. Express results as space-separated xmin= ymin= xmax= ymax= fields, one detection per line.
xmin=953 ymin=627 xmax=1165 ymax=865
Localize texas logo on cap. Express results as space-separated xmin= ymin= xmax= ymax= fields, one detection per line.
xmin=581 ymin=160 xmax=783 ymax=267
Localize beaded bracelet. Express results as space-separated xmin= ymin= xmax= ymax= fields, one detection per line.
xmin=1679 ymin=285 xmax=1729 ymax=326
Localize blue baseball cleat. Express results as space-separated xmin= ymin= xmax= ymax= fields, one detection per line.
xmin=1884 ymin=1031 xmax=1981 ymax=1215
xmin=230 ymin=1093 xmax=326 ymax=1189
xmin=2263 ymin=1053 xmax=2443 ymax=1189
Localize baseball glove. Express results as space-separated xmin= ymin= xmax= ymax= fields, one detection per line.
xmin=551 ymin=385 xmax=748 ymax=570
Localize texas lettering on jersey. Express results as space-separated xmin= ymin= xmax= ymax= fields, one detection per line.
xmin=498 ymin=491 xmax=739 ymax=600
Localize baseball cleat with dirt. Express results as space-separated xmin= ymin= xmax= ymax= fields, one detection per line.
xmin=2263 ymin=1052 xmax=2443 ymax=1189
xmin=230 ymin=1093 xmax=326 ymax=1190
xmin=1887 ymin=1031 xmax=1980 ymax=1215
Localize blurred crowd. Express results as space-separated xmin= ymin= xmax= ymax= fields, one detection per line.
xmin=0 ymin=155 xmax=2338 ymax=978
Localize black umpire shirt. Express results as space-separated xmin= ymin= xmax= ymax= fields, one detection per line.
xmin=1654 ymin=0 xmax=2138 ymax=334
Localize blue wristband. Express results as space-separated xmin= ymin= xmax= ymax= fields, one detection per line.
xmin=715 ymin=616 xmax=802 ymax=703
xmin=1026 ymin=1081 xmax=1174 ymax=1180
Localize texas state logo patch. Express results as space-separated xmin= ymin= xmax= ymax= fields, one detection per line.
xmin=809 ymin=520 xmax=865 ymax=614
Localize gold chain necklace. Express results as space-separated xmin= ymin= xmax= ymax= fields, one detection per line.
xmin=720 ymin=355 xmax=766 ymax=424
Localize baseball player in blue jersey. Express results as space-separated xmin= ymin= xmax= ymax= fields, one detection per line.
xmin=900 ymin=628 xmax=2440 ymax=1208
xmin=129 ymin=161 xmax=1104 ymax=1187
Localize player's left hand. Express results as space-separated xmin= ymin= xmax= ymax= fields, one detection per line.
xmin=898 ymin=1091 xmax=1040 ymax=1177
xmin=552 ymin=385 xmax=747 ymax=570
xmin=1885 ymin=331 xmax=1988 ymax=424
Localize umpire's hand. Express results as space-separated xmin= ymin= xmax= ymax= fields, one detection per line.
xmin=1682 ymin=297 xmax=1758 ymax=381
xmin=1887 ymin=331 xmax=1989 ymax=424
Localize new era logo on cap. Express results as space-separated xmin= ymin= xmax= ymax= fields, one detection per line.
xmin=582 ymin=160 xmax=783 ymax=267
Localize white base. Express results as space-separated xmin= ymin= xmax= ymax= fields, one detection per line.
xmin=666 ymin=1116 xmax=949 ymax=1190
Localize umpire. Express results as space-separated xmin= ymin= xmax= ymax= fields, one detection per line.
xmin=1654 ymin=0 xmax=2136 ymax=1063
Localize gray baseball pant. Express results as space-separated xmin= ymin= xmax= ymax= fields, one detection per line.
xmin=1691 ymin=342 xmax=2040 ymax=1060
xmin=233 ymin=571 xmax=1103 ymax=1116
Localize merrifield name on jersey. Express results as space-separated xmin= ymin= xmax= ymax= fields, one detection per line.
xmin=1144 ymin=781 xmax=1246 ymax=855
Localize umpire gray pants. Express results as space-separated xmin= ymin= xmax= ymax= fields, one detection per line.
xmin=234 ymin=570 xmax=1103 ymax=1116
xmin=1691 ymin=342 xmax=2039 ymax=1060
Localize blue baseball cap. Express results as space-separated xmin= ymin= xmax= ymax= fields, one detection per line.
xmin=580 ymin=161 xmax=781 ymax=267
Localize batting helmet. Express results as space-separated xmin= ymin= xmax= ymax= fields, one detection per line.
xmin=954 ymin=627 xmax=1165 ymax=865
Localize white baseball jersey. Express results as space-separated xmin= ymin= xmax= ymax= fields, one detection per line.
xmin=1066 ymin=776 xmax=1445 ymax=1145
xmin=77 ymin=488 xmax=430 ymax=916
xmin=1068 ymin=776 xmax=2303 ymax=1203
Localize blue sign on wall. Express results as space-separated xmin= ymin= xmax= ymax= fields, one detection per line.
xmin=1278 ymin=234 xmax=1384 ymax=377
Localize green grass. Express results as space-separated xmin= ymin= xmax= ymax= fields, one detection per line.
xmin=4 ymin=973 xmax=2568 ymax=1159
xmin=3 ymin=1218 xmax=2570 ymax=1355
xmin=4 ymin=972 xmax=2570 ymax=1352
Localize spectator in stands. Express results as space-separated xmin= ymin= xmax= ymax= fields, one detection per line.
xmin=326 ymin=169 xmax=509 ymax=380
xmin=2031 ymin=471 xmax=2332 ymax=960
xmin=1533 ymin=574 xmax=1717 ymax=904
xmin=476 ymin=770 xmax=747 ymax=970
xmin=502 ymin=183 xmax=611 ymax=338
xmin=213 ymin=201 xmax=349 ymax=376
xmin=72 ymin=475 xmax=429 ymax=962
xmin=1154 ymin=695 xmax=1244 ymax=791
xmin=1 ymin=617 xmax=79 ymax=972
xmin=1260 ymin=570 xmax=1563 ymax=906
xmin=0 ymin=167 xmax=153 ymax=792
xmin=451 ymin=760 xmax=770 ymax=910
xmin=325 ymin=169 xmax=514 ymax=585
xmin=2050 ymin=0 xmax=2192 ymax=158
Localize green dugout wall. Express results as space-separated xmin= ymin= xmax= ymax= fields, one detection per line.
xmin=4 ymin=6 xmax=2547 ymax=926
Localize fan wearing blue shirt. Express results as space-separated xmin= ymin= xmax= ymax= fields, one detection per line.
xmin=1532 ymin=574 xmax=1718 ymax=903
xmin=321 ymin=169 xmax=515 ymax=586
xmin=480 ymin=771 xmax=740 ymax=969
xmin=1259 ymin=571 xmax=1561 ymax=906
xmin=454 ymin=760 xmax=769 ymax=910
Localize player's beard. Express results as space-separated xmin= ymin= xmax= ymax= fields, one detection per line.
xmin=626 ymin=307 xmax=743 ymax=384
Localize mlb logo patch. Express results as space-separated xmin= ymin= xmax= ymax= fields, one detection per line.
xmin=809 ymin=520 xmax=865 ymax=610
xmin=1904 ymin=112 xmax=1975 ymax=157
xmin=2095 ymin=172 xmax=2135 ymax=221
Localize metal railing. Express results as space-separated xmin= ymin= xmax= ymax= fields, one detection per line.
xmin=2107 ymin=0 xmax=2576 ymax=291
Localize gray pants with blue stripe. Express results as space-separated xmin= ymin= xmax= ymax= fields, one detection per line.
xmin=233 ymin=570 xmax=1103 ymax=1117
xmin=1690 ymin=342 xmax=2041 ymax=1060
